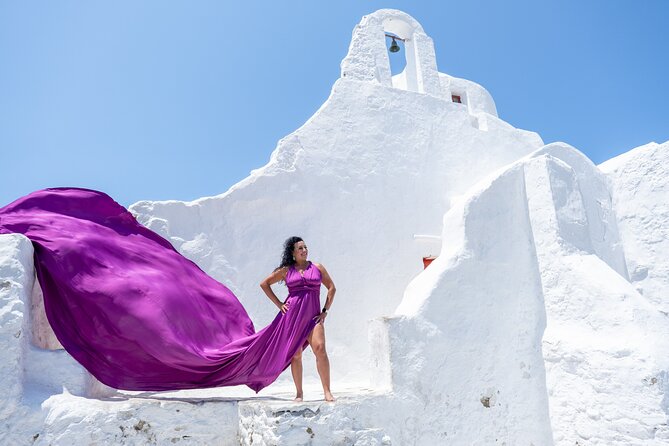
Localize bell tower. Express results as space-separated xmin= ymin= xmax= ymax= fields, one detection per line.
xmin=340 ymin=9 xmax=448 ymax=99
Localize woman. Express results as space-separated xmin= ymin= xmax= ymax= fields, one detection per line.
xmin=260 ymin=236 xmax=336 ymax=402
xmin=0 ymin=187 xmax=331 ymax=394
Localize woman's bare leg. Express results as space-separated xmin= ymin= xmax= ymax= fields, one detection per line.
xmin=291 ymin=349 xmax=303 ymax=401
xmin=308 ymin=323 xmax=335 ymax=402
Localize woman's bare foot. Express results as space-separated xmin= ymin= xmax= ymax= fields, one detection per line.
xmin=324 ymin=391 xmax=335 ymax=402
xmin=294 ymin=393 xmax=303 ymax=402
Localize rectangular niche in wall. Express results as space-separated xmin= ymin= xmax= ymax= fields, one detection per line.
xmin=452 ymin=95 xmax=462 ymax=104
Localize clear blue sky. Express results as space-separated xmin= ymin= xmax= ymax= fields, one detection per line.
xmin=1 ymin=1 xmax=667 ymax=208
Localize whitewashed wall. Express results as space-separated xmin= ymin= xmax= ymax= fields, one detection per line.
xmin=129 ymin=9 xmax=543 ymax=390
xmin=600 ymin=141 xmax=669 ymax=314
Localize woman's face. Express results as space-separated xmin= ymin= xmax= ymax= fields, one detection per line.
xmin=293 ymin=241 xmax=308 ymax=263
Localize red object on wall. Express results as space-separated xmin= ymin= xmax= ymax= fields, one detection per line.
xmin=422 ymin=256 xmax=437 ymax=269
xmin=452 ymin=95 xmax=462 ymax=104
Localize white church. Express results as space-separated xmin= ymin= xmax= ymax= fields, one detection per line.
xmin=1 ymin=9 xmax=668 ymax=445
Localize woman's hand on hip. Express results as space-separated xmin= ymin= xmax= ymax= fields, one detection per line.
xmin=313 ymin=311 xmax=327 ymax=324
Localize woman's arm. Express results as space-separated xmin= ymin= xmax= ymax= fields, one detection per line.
xmin=260 ymin=267 xmax=289 ymax=313
xmin=315 ymin=263 xmax=336 ymax=323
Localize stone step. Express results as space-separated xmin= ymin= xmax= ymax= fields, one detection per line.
xmin=16 ymin=387 xmax=391 ymax=446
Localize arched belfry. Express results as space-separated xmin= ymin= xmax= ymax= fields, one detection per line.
xmin=340 ymin=9 xmax=448 ymax=99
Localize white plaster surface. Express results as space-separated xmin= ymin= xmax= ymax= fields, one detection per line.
xmin=1 ymin=8 xmax=668 ymax=446
xmin=0 ymin=233 xmax=33 ymax=421
xmin=600 ymin=141 xmax=669 ymax=313
xmin=391 ymin=161 xmax=553 ymax=444
xmin=128 ymin=25 xmax=542 ymax=393
xmin=524 ymin=144 xmax=669 ymax=444
xmin=440 ymin=73 xmax=498 ymax=116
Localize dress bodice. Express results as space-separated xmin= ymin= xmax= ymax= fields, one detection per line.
xmin=285 ymin=262 xmax=321 ymax=294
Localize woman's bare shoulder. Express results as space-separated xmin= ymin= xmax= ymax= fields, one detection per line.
xmin=267 ymin=265 xmax=289 ymax=282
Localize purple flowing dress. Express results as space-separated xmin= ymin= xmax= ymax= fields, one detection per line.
xmin=0 ymin=187 xmax=321 ymax=392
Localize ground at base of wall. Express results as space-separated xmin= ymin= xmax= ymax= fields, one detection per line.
xmin=4 ymin=386 xmax=392 ymax=446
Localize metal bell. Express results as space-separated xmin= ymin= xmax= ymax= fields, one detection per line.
xmin=389 ymin=37 xmax=400 ymax=53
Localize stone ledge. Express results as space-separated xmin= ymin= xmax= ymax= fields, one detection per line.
xmin=7 ymin=387 xmax=392 ymax=446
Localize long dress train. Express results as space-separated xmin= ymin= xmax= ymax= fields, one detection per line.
xmin=0 ymin=187 xmax=321 ymax=392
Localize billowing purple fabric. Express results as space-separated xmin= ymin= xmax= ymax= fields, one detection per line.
xmin=0 ymin=187 xmax=320 ymax=392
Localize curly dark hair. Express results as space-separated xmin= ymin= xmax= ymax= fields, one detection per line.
xmin=275 ymin=236 xmax=303 ymax=272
